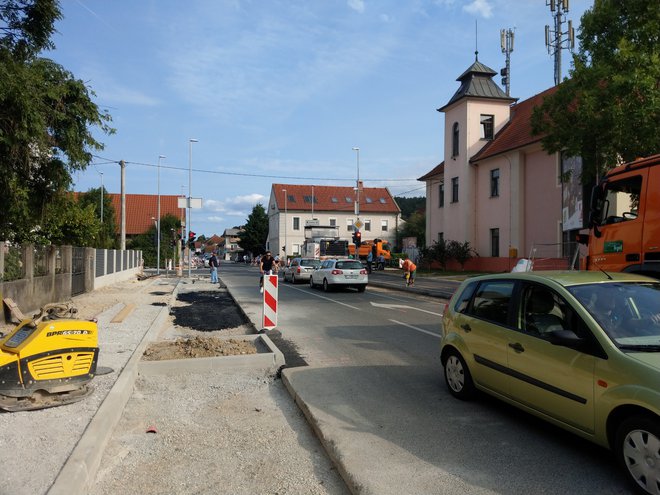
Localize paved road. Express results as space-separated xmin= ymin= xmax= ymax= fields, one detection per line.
xmin=221 ymin=263 xmax=633 ymax=495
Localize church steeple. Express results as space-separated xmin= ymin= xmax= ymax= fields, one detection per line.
xmin=437 ymin=57 xmax=516 ymax=112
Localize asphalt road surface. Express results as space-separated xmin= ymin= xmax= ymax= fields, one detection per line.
xmin=220 ymin=263 xmax=634 ymax=495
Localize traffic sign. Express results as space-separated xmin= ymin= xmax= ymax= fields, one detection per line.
xmin=354 ymin=220 xmax=363 ymax=230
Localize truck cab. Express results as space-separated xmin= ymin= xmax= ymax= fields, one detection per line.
xmin=584 ymin=154 xmax=660 ymax=276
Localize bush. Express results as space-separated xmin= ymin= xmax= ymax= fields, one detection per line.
xmin=447 ymin=240 xmax=477 ymax=270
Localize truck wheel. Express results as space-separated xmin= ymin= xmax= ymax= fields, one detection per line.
xmin=615 ymin=414 xmax=660 ymax=494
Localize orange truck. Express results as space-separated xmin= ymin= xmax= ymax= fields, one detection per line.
xmin=580 ymin=153 xmax=660 ymax=277
xmin=347 ymin=239 xmax=392 ymax=261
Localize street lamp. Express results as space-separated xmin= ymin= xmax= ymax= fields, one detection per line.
xmin=188 ymin=139 xmax=198 ymax=278
xmin=282 ymin=189 xmax=287 ymax=260
xmin=352 ymin=147 xmax=360 ymax=219
xmin=157 ymin=154 xmax=165 ymax=275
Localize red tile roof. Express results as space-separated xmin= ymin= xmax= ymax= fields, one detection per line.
xmin=471 ymin=86 xmax=558 ymax=162
xmin=273 ymin=184 xmax=400 ymax=214
xmin=108 ymin=194 xmax=186 ymax=235
xmin=418 ymin=162 xmax=444 ymax=181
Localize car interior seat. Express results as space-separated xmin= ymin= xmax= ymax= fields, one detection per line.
xmin=526 ymin=289 xmax=565 ymax=335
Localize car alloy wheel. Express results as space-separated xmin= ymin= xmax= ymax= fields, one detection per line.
xmin=323 ymin=279 xmax=330 ymax=292
xmin=616 ymin=415 xmax=660 ymax=495
xmin=444 ymin=351 xmax=474 ymax=400
xmin=309 ymin=277 xmax=315 ymax=289
xmin=292 ymin=274 xmax=297 ymax=284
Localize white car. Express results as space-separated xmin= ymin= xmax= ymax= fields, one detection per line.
xmin=309 ymin=259 xmax=368 ymax=292
xmin=283 ymin=258 xmax=321 ymax=283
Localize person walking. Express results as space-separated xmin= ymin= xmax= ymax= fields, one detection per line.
xmin=209 ymin=252 xmax=219 ymax=283
xmin=401 ymin=258 xmax=417 ymax=287
xmin=259 ymin=251 xmax=275 ymax=293
xmin=366 ymin=250 xmax=373 ymax=274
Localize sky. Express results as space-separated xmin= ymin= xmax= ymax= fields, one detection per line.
xmin=50 ymin=0 xmax=593 ymax=237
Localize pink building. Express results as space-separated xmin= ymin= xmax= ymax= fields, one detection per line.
xmin=419 ymin=57 xmax=571 ymax=272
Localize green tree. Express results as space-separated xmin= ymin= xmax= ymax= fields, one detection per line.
xmin=40 ymin=193 xmax=99 ymax=246
xmin=129 ymin=213 xmax=181 ymax=268
xmin=78 ymin=187 xmax=117 ymax=248
xmin=531 ymin=1 xmax=660 ymax=180
xmin=394 ymin=196 xmax=425 ymax=220
xmin=238 ymin=204 xmax=268 ymax=255
xmin=398 ymin=210 xmax=426 ymax=249
xmin=447 ymin=240 xmax=477 ymax=270
xmin=0 ymin=0 xmax=114 ymax=243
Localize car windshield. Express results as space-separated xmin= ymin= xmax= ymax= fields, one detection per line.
xmin=300 ymin=259 xmax=321 ymax=267
xmin=568 ymin=281 xmax=660 ymax=348
xmin=335 ymin=261 xmax=363 ymax=270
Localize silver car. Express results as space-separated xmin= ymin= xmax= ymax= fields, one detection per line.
xmin=283 ymin=258 xmax=321 ymax=283
xmin=309 ymin=259 xmax=368 ymax=292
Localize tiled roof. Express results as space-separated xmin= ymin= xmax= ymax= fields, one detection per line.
xmin=418 ymin=162 xmax=444 ymax=181
xmin=108 ymin=193 xmax=186 ymax=235
xmin=273 ymin=184 xmax=400 ymax=214
xmin=471 ymin=86 xmax=558 ymax=162
xmin=439 ymin=59 xmax=516 ymax=112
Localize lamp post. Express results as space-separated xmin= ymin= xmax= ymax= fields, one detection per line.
xmin=282 ymin=189 xmax=287 ymax=261
xmin=188 ymin=139 xmax=198 ymax=278
xmin=352 ymin=147 xmax=360 ymax=220
xmin=157 ymin=155 xmax=165 ymax=275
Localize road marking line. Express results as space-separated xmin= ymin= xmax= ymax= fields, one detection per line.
xmin=389 ymin=319 xmax=440 ymax=338
xmin=283 ymin=284 xmax=361 ymax=310
xmin=370 ymin=301 xmax=443 ymax=316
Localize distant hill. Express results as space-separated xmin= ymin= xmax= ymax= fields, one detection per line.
xmin=394 ymin=196 xmax=425 ymax=220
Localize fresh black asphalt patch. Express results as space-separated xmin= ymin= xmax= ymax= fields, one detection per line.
xmin=172 ymin=290 xmax=250 ymax=331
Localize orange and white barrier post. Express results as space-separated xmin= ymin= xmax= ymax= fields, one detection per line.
xmin=262 ymin=274 xmax=278 ymax=330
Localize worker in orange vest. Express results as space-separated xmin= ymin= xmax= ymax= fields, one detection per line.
xmin=401 ymin=258 xmax=417 ymax=287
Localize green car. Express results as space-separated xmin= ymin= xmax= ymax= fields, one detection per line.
xmin=440 ymin=271 xmax=660 ymax=495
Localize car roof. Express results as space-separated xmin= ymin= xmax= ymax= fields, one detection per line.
xmin=462 ymin=270 xmax=657 ymax=288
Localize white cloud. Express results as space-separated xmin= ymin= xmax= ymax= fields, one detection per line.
xmin=203 ymin=194 xmax=267 ymax=218
xmin=348 ymin=0 xmax=365 ymax=14
xmin=463 ymin=0 xmax=493 ymax=18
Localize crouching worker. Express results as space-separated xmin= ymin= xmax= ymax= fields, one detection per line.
xmin=400 ymin=258 xmax=417 ymax=287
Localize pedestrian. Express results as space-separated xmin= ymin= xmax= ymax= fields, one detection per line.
xmin=401 ymin=258 xmax=417 ymax=287
xmin=377 ymin=254 xmax=385 ymax=271
xmin=366 ymin=250 xmax=373 ymax=274
xmin=209 ymin=252 xmax=219 ymax=283
xmin=259 ymin=251 xmax=275 ymax=293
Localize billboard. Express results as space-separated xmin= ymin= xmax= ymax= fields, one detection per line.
xmin=561 ymin=155 xmax=584 ymax=231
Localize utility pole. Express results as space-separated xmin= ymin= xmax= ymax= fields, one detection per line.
xmin=545 ymin=0 xmax=575 ymax=86
xmin=120 ymin=160 xmax=126 ymax=250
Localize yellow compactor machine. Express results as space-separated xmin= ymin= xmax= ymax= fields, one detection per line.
xmin=0 ymin=303 xmax=98 ymax=412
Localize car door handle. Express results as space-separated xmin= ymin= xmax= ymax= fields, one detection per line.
xmin=460 ymin=323 xmax=471 ymax=332
xmin=508 ymin=342 xmax=525 ymax=353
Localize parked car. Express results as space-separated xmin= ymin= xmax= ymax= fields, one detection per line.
xmin=309 ymin=259 xmax=368 ymax=292
xmin=283 ymin=257 xmax=321 ymax=284
xmin=440 ymin=270 xmax=660 ymax=494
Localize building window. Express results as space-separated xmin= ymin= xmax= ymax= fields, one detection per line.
xmin=439 ymin=183 xmax=444 ymax=208
xmin=293 ymin=244 xmax=300 ymax=255
xmin=451 ymin=177 xmax=459 ymax=203
xmin=345 ymin=197 xmax=352 ymax=203
xmin=347 ymin=218 xmax=353 ymax=231
xmin=438 ymin=232 xmax=444 ymax=243
xmin=287 ymin=194 xmax=296 ymax=203
xmin=490 ymin=228 xmax=500 ymax=257
xmin=329 ymin=218 xmax=336 ymax=226
xmin=331 ymin=197 xmax=338 ymax=203
xmin=381 ymin=220 xmax=388 ymax=232
xmin=364 ymin=220 xmax=371 ymax=232
xmin=365 ymin=197 xmax=373 ymax=203
xmin=452 ymin=122 xmax=459 ymax=157
xmin=480 ymin=114 xmax=494 ymax=140
xmin=303 ymin=195 xmax=317 ymax=204
xmin=490 ymin=168 xmax=500 ymax=197
xmin=293 ymin=217 xmax=300 ymax=230
xmin=379 ymin=198 xmax=386 ymax=204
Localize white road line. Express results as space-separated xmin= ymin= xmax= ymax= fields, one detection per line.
xmin=282 ymin=283 xmax=361 ymax=310
xmin=370 ymin=301 xmax=444 ymax=316
xmin=389 ymin=319 xmax=441 ymax=338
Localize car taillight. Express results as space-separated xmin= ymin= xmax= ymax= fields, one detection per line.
xmin=296 ymin=267 xmax=302 ymax=273
xmin=331 ymin=269 xmax=343 ymax=275
xmin=360 ymin=269 xmax=367 ymax=275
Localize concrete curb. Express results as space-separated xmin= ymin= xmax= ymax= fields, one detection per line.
xmin=47 ymin=279 xmax=177 ymax=495
xmin=280 ymin=367 xmax=360 ymax=495
xmin=138 ymin=334 xmax=285 ymax=375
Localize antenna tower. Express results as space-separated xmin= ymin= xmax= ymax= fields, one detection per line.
xmin=545 ymin=0 xmax=575 ymax=86
xmin=500 ymin=28 xmax=514 ymax=96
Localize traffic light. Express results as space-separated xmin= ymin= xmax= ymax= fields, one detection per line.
xmin=353 ymin=230 xmax=362 ymax=247
xmin=188 ymin=231 xmax=196 ymax=249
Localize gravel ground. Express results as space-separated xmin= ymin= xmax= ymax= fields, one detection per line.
xmin=0 ymin=274 xmax=348 ymax=495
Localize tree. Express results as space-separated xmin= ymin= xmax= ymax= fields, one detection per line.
xmin=78 ymin=187 xmax=117 ymax=248
xmin=394 ymin=196 xmax=425 ymax=220
xmin=531 ymin=1 xmax=660 ymax=180
xmin=397 ymin=210 xmax=426 ymax=249
xmin=238 ymin=204 xmax=268 ymax=255
xmin=0 ymin=0 xmax=114 ymax=243
xmin=447 ymin=240 xmax=477 ymax=271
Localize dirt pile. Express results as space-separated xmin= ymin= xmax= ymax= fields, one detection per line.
xmin=143 ymin=336 xmax=257 ymax=360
